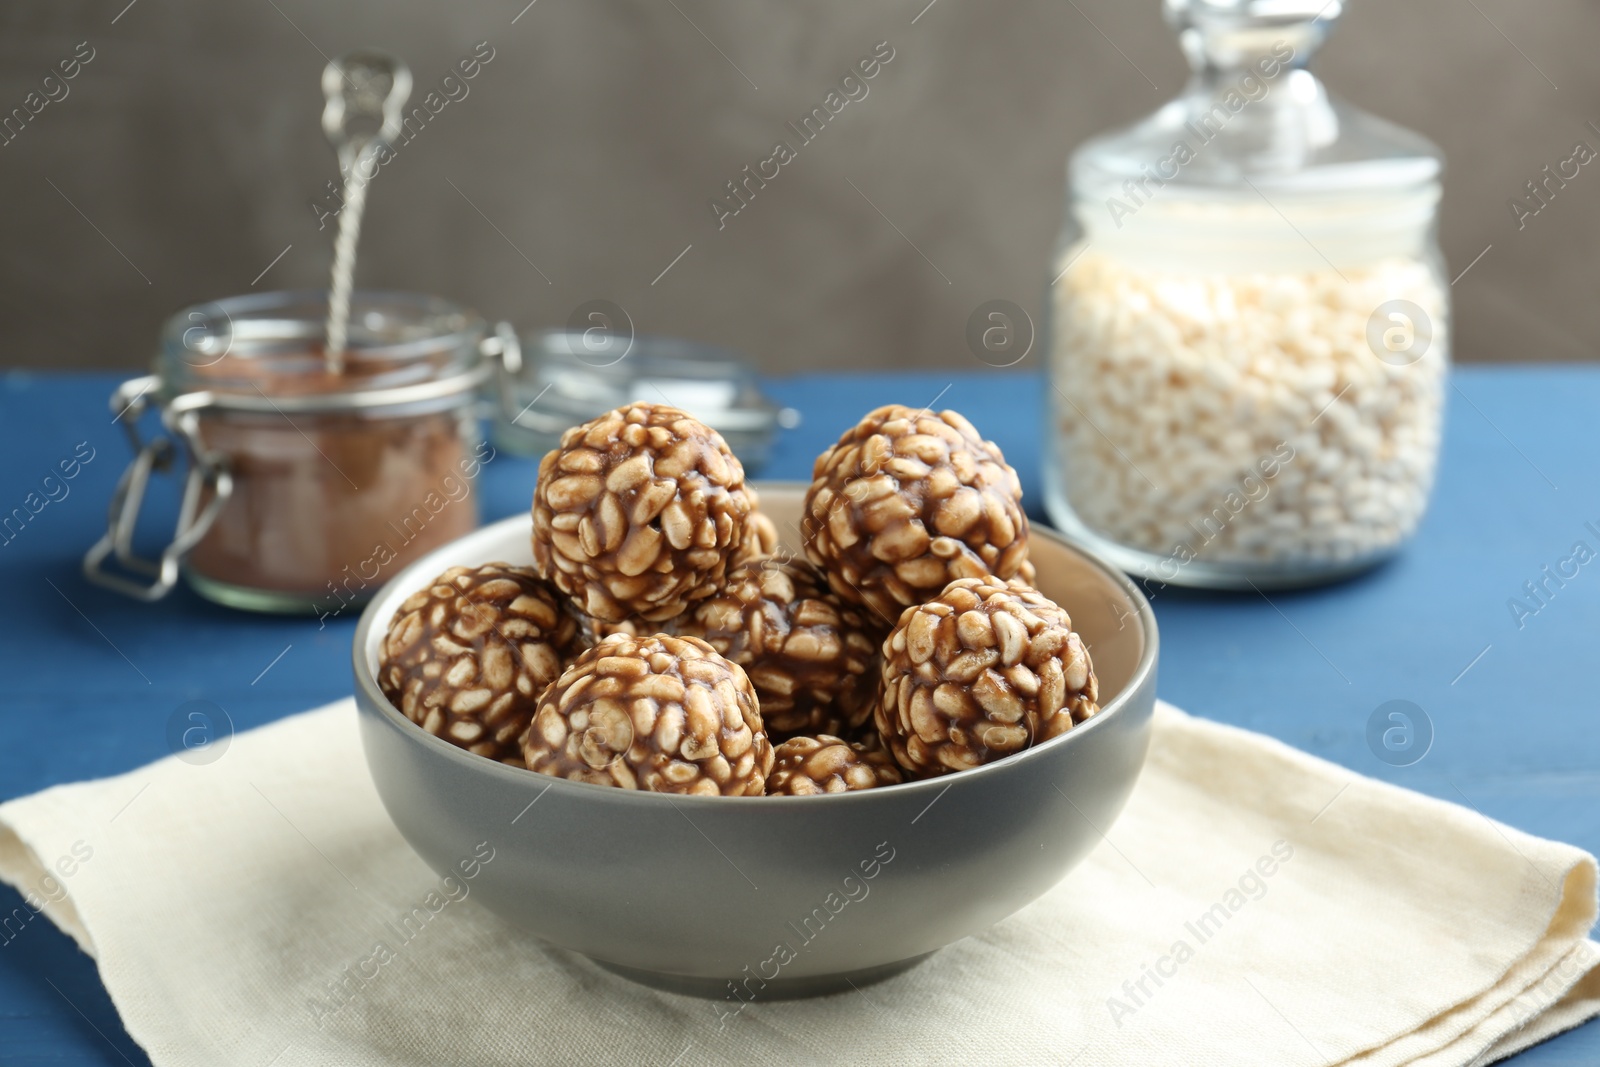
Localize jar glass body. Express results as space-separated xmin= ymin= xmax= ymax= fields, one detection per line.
xmin=1044 ymin=188 xmax=1449 ymax=589
xmin=1044 ymin=183 xmax=1450 ymax=590
xmin=161 ymin=291 xmax=490 ymax=615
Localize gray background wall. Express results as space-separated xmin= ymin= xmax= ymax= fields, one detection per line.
xmin=1 ymin=0 xmax=1594 ymax=374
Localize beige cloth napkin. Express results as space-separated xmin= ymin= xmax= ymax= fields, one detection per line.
xmin=2 ymin=698 xmax=1596 ymax=1067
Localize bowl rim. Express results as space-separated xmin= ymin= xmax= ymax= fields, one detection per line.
xmin=352 ymin=482 xmax=1159 ymax=810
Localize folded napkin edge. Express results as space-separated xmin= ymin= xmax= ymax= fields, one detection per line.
xmin=0 ymin=816 xmax=94 ymax=956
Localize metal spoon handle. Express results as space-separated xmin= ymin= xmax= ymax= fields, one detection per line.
xmin=319 ymin=50 xmax=412 ymax=373
xmin=321 ymin=49 xmax=412 ymax=172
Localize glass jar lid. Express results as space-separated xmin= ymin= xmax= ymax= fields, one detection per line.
xmin=156 ymin=290 xmax=490 ymax=413
xmin=1067 ymin=0 xmax=1443 ymax=268
xmin=490 ymin=331 xmax=798 ymax=472
xmin=1072 ymin=0 xmax=1441 ymax=198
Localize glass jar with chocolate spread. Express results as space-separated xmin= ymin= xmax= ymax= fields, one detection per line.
xmin=86 ymin=290 xmax=504 ymax=617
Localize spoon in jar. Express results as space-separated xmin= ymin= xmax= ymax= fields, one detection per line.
xmin=319 ymin=49 xmax=412 ymax=375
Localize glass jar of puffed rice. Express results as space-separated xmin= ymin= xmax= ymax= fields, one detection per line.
xmin=1044 ymin=0 xmax=1448 ymax=590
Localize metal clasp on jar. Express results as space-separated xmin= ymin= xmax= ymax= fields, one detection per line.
xmin=82 ymin=376 xmax=233 ymax=601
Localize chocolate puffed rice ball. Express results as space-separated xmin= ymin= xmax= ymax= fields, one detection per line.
xmin=560 ymin=502 xmax=779 ymax=652
xmin=878 ymin=576 xmax=1099 ymax=777
xmin=803 ymin=405 xmax=1029 ymax=621
xmin=379 ymin=563 xmax=577 ymax=765
xmin=766 ymin=734 xmax=903 ymax=796
xmin=532 ymin=402 xmax=755 ymax=624
xmin=676 ymin=559 xmax=880 ymax=741
xmin=522 ymin=633 xmax=774 ymax=796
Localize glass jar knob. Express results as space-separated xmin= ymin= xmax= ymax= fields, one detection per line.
xmin=1163 ymin=0 xmax=1338 ymax=74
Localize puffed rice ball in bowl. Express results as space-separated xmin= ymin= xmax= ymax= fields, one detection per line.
xmin=354 ymin=484 xmax=1156 ymax=998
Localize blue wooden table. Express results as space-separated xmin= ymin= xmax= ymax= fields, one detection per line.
xmin=2 ymin=368 xmax=1597 ymax=1065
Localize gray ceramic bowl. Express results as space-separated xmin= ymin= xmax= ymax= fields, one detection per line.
xmin=353 ymin=485 xmax=1157 ymax=999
